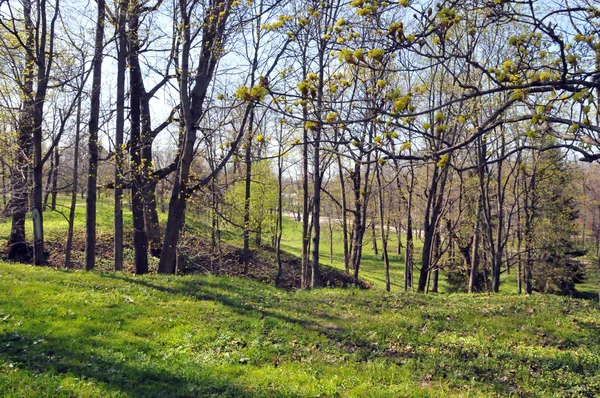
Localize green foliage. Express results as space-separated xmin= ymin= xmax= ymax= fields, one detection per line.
xmin=436 ymin=154 xmax=449 ymax=168
xmin=235 ymin=84 xmax=268 ymax=102
xmin=367 ymin=48 xmax=384 ymax=61
xmin=225 ymin=161 xmax=278 ymax=245
xmin=250 ymin=85 xmax=268 ymax=101
xmin=510 ymin=89 xmax=525 ymax=101
xmin=528 ymin=150 xmax=582 ymax=295
xmin=392 ymin=94 xmax=412 ymax=113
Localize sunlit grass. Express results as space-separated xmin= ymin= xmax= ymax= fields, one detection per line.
xmin=1 ymin=194 xmax=597 ymax=297
xmin=0 ymin=263 xmax=599 ymax=397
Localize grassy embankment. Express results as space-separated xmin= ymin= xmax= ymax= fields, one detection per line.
xmin=0 ymin=195 xmax=426 ymax=290
xmin=1 ymin=263 xmax=599 ymax=397
xmin=1 ymin=196 xmax=599 ymax=396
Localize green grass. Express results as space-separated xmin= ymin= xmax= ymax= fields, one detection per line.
xmin=1 ymin=262 xmax=599 ymax=397
xmin=0 ymin=195 xmax=416 ymax=288
xmin=1 ymin=196 xmax=597 ymax=296
xmin=0 ymin=195 xmax=133 ymax=244
xmin=279 ymin=217 xmax=418 ymax=290
xmin=1 ymin=197 xmax=600 ymax=396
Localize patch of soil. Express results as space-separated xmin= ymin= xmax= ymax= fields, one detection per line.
xmin=2 ymin=233 xmax=370 ymax=290
xmin=176 ymin=236 xmax=371 ymax=290
xmin=3 ymin=230 xmax=137 ymax=273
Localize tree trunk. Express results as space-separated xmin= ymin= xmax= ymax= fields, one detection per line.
xmin=32 ymin=107 xmax=46 ymax=266
xmin=371 ymin=221 xmax=378 ymax=255
xmin=469 ymin=197 xmax=482 ymax=293
xmin=301 ymin=128 xmax=310 ymax=287
xmin=129 ymin=2 xmax=149 ymax=275
xmin=31 ymin=0 xmax=57 ymax=266
xmin=8 ymin=127 xmax=32 ymax=262
xmin=350 ymin=165 xmax=364 ymax=285
xmin=431 ymin=231 xmax=440 ymax=293
xmin=43 ymin=151 xmax=54 ymax=210
xmin=65 ymin=88 xmax=83 ymax=267
xmin=114 ymin=0 xmax=128 ymax=271
xmin=311 ymin=135 xmax=322 ymax=288
xmin=1 ymin=161 xmax=7 ymax=207
xmin=419 ymin=226 xmax=435 ymax=292
xmin=404 ymin=172 xmax=414 ymax=292
xmin=396 ymin=220 xmax=402 ymax=255
xmin=328 ymin=215 xmax=334 ymax=265
xmin=418 ymin=163 xmax=448 ymax=292
xmin=143 ymin=178 xmax=161 ymax=257
xmin=85 ymin=0 xmax=105 ymax=271
xmin=301 ymin=101 xmax=310 ymax=287
xmin=243 ymin=113 xmax=254 ymax=274
xmin=351 ymin=207 xmax=366 ymax=285
xmin=158 ymin=1 xmax=227 ymax=273
xmin=337 ymin=155 xmax=349 ymax=274
xmin=377 ymin=167 xmax=391 ymax=292
xmin=50 ymin=149 xmax=59 ymax=211
xmin=517 ymin=229 xmax=523 ymax=295
xmin=9 ymin=0 xmax=33 ymax=263
xmin=275 ymin=125 xmax=284 ymax=286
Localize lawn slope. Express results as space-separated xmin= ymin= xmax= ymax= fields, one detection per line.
xmin=1 ymin=263 xmax=599 ymax=397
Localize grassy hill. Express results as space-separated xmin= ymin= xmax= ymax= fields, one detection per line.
xmin=0 ymin=196 xmax=410 ymax=289
xmin=1 ymin=263 xmax=599 ymax=397
xmin=4 ymin=195 xmax=595 ymax=294
xmin=1 ymin=197 xmax=599 ymax=396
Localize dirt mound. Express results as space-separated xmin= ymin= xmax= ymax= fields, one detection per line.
xmin=176 ymin=236 xmax=370 ymax=290
xmin=2 ymin=232 xmax=370 ymax=290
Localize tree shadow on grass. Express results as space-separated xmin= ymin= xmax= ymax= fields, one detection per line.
xmin=102 ymin=273 xmax=327 ymax=331
xmin=572 ymin=289 xmax=599 ymax=302
xmin=0 ymin=329 xmax=301 ymax=398
xmin=73 ymin=273 xmax=600 ymax=396
xmin=100 ymin=274 xmax=395 ymax=362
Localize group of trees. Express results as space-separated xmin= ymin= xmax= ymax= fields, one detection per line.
xmin=1 ymin=0 xmax=600 ymax=294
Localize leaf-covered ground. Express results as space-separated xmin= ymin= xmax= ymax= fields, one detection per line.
xmin=1 ymin=262 xmax=599 ymax=397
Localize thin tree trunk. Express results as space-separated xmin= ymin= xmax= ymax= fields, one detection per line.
xmin=43 ymin=152 xmax=54 ymax=210
xmin=114 ymin=0 xmax=128 ymax=271
xmin=371 ymin=220 xmax=378 ymax=255
xmin=517 ymin=225 xmax=523 ymax=295
xmin=243 ymin=112 xmax=254 ymax=274
xmin=582 ymin=213 xmax=586 ymax=247
xmin=328 ymin=214 xmax=334 ymax=265
xmin=311 ymin=137 xmax=322 ymax=288
xmin=396 ymin=219 xmax=402 ymax=255
xmin=351 ymin=141 xmax=373 ymax=285
xmin=50 ymin=149 xmax=59 ymax=211
xmin=404 ymin=171 xmax=414 ymax=292
xmin=1 ymin=161 xmax=7 ymax=207
xmin=300 ymin=77 xmax=310 ymax=288
xmin=350 ymin=167 xmax=364 ymax=285
xmin=491 ymin=167 xmax=504 ymax=294
xmin=469 ymin=196 xmax=482 ymax=293
xmin=275 ymin=125 xmax=284 ymax=286
xmin=143 ymin=178 xmax=161 ymax=257
xmin=377 ymin=166 xmax=391 ymax=292
xmin=85 ymin=0 xmax=105 ymax=271
xmin=65 ymin=89 xmax=83 ymax=267
xmin=43 ymin=154 xmax=53 ymax=211
xmin=301 ymin=127 xmax=310 ymax=287
xmin=32 ymin=0 xmax=56 ymax=266
xmin=337 ymin=155 xmax=349 ymax=274
xmin=418 ymin=163 xmax=448 ymax=292
xmin=431 ymin=231 xmax=440 ymax=293
xmin=524 ymin=181 xmax=535 ymax=295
